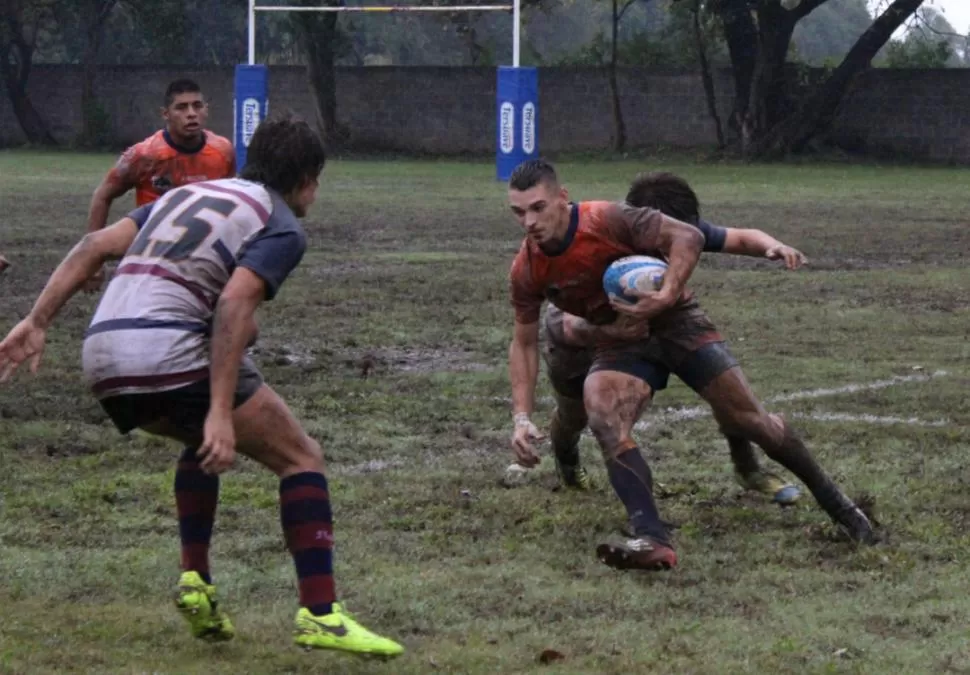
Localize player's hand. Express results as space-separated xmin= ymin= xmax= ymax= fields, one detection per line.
xmin=0 ymin=254 xmax=10 ymax=276
xmin=511 ymin=413 xmax=545 ymax=468
xmin=609 ymin=286 xmax=675 ymax=321
xmin=0 ymin=317 xmax=47 ymax=382
xmin=765 ymin=244 xmax=807 ymax=270
xmin=597 ymin=315 xmax=651 ymax=343
xmin=198 ymin=410 xmax=237 ymax=475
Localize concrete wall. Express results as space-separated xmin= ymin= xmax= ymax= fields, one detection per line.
xmin=2 ymin=64 xmax=967 ymax=161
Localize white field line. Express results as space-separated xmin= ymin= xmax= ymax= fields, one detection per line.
xmin=634 ymin=369 xmax=952 ymax=430
xmin=329 ymin=371 xmax=952 ymax=475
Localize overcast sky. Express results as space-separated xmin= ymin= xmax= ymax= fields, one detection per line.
xmin=869 ymin=0 xmax=970 ymax=33
xmin=924 ymin=0 xmax=970 ymax=31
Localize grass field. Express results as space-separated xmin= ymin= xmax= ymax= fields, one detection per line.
xmin=1 ymin=150 xmax=968 ymax=674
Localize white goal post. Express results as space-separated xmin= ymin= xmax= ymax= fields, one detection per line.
xmin=235 ymin=0 xmax=537 ymax=179
xmin=248 ymin=0 xmax=521 ymax=67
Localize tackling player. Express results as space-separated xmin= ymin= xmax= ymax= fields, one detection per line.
xmin=506 ymin=160 xmax=875 ymax=572
xmin=83 ymin=78 xmax=235 ymax=291
xmin=544 ymin=171 xmax=807 ymax=505
xmin=0 ymin=114 xmax=403 ymax=658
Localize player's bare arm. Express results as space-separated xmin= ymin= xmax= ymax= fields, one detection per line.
xmin=612 ymin=212 xmax=704 ymax=320
xmin=508 ymin=318 xmax=545 ymax=466
xmin=0 ymin=218 xmax=138 ymax=381
xmin=86 ymin=168 xmax=135 ymax=234
xmin=721 ymin=228 xmax=807 ymax=269
xmin=561 ymin=313 xmax=651 ymax=347
xmin=82 ymin=167 xmax=136 ymax=293
xmin=201 ymin=267 xmax=266 ymax=475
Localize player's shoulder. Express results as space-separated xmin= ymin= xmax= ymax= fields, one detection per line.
xmin=204 ymin=132 xmax=235 ymax=158
xmin=579 ymin=200 xmax=626 ymax=220
xmin=510 ymin=238 xmax=531 ymax=268
xmin=140 ymin=129 xmax=175 ymax=156
xmin=115 ymin=130 xmax=161 ymax=160
xmin=578 ymin=200 xmax=630 ymax=232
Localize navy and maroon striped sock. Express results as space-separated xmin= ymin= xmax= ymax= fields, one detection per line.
xmin=175 ymin=446 xmax=219 ymax=583
xmin=279 ymin=472 xmax=337 ymax=616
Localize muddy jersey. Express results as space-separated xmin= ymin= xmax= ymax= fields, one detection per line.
xmin=509 ymin=201 xmax=683 ymax=326
xmin=81 ymin=178 xmax=306 ymax=399
xmin=107 ymin=130 xmax=235 ymax=206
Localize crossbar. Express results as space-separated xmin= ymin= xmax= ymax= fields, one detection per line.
xmin=248 ymin=0 xmax=520 ymax=66
xmin=254 ymin=4 xmax=512 ymax=11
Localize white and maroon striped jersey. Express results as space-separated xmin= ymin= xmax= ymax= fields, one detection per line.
xmin=81 ymin=178 xmax=306 ymax=399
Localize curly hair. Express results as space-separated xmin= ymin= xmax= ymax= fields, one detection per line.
xmin=626 ymin=171 xmax=700 ymax=224
xmin=239 ymin=112 xmax=326 ymax=196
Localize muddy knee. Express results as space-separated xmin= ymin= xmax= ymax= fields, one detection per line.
xmin=583 ymin=372 xmax=652 ymax=460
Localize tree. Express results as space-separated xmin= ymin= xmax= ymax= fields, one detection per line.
xmin=879 ymin=5 xmax=962 ymax=68
xmin=290 ymin=0 xmax=351 ymax=149
xmin=709 ymin=0 xmax=924 ymax=156
xmin=0 ymin=0 xmax=58 ymax=145
xmin=607 ymin=0 xmax=649 ymax=150
xmin=757 ymin=0 xmax=925 ymax=156
xmin=690 ymin=0 xmax=725 ymax=148
xmin=78 ymin=0 xmax=119 ymax=146
xmin=792 ymin=0 xmax=872 ymax=64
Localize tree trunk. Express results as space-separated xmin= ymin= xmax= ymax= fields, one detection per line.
xmin=692 ymin=0 xmax=724 ymax=149
xmin=79 ymin=1 xmax=118 ymax=147
xmin=608 ymin=0 xmax=626 ymax=152
xmin=292 ymin=3 xmax=348 ymax=149
xmin=0 ymin=21 xmax=57 ymax=146
xmin=757 ymin=0 xmax=925 ymax=157
xmin=715 ymin=0 xmax=757 ymax=135
xmin=742 ymin=2 xmax=797 ymax=153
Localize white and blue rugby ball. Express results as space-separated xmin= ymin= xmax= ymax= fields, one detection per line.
xmin=603 ymin=255 xmax=668 ymax=304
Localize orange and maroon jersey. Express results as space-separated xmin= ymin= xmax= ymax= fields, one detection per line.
xmin=108 ymin=129 xmax=235 ymax=206
xmin=509 ymin=200 xmax=693 ymax=326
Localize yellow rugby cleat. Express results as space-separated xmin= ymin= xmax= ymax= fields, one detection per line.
xmin=174 ymin=571 xmax=235 ymax=642
xmin=736 ymin=470 xmax=801 ymax=505
xmin=294 ymin=604 xmax=404 ymax=658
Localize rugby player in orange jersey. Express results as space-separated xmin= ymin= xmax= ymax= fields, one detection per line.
xmin=83 ymin=79 xmax=235 ymax=292
xmin=544 ymin=172 xmax=806 ymax=506
xmin=506 ymin=159 xmax=875 ymax=572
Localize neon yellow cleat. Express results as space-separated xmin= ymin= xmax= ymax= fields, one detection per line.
xmin=737 ymin=470 xmax=801 ymax=505
xmin=294 ymin=604 xmax=404 ymax=658
xmin=174 ymin=571 xmax=235 ymax=642
xmin=556 ymin=460 xmax=593 ymax=491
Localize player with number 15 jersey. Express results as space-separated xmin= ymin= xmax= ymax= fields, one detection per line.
xmin=82 ymin=178 xmax=303 ymax=407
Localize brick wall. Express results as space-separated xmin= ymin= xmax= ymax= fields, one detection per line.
xmin=1 ymin=64 xmax=967 ymax=161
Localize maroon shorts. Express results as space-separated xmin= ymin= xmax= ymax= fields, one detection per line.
xmin=541 ymin=300 xmax=738 ymax=399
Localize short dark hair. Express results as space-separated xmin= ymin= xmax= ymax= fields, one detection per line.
xmin=164 ymin=79 xmax=203 ymax=107
xmin=626 ymin=172 xmax=700 ymax=224
xmin=508 ymin=158 xmax=559 ymax=191
xmin=239 ymin=112 xmax=326 ymax=196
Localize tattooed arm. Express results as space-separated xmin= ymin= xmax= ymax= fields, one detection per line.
xmin=608 ymin=203 xmax=705 ymax=320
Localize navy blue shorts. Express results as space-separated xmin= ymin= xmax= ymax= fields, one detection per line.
xmin=98 ymin=359 xmax=264 ymax=435
xmin=541 ymin=303 xmax=739 ymax=399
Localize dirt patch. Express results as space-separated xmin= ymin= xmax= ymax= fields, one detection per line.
xmin=344 ymin=346 xmax=493 ymax=375
xmin=248 ymin=343 xmax=318 ymax=367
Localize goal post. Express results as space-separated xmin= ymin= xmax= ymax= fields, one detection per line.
xmin=234 ymin=0 xmax=538 ymax=179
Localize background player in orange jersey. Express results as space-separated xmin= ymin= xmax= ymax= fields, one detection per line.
xmin=505 ymin=159 xmax=875 ymax=573
xmin=83 ymin=78 xmax=235 ymax=291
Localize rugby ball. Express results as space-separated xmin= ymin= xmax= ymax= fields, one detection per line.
xmin=603 ymin=255 xmax=668 ymax=304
